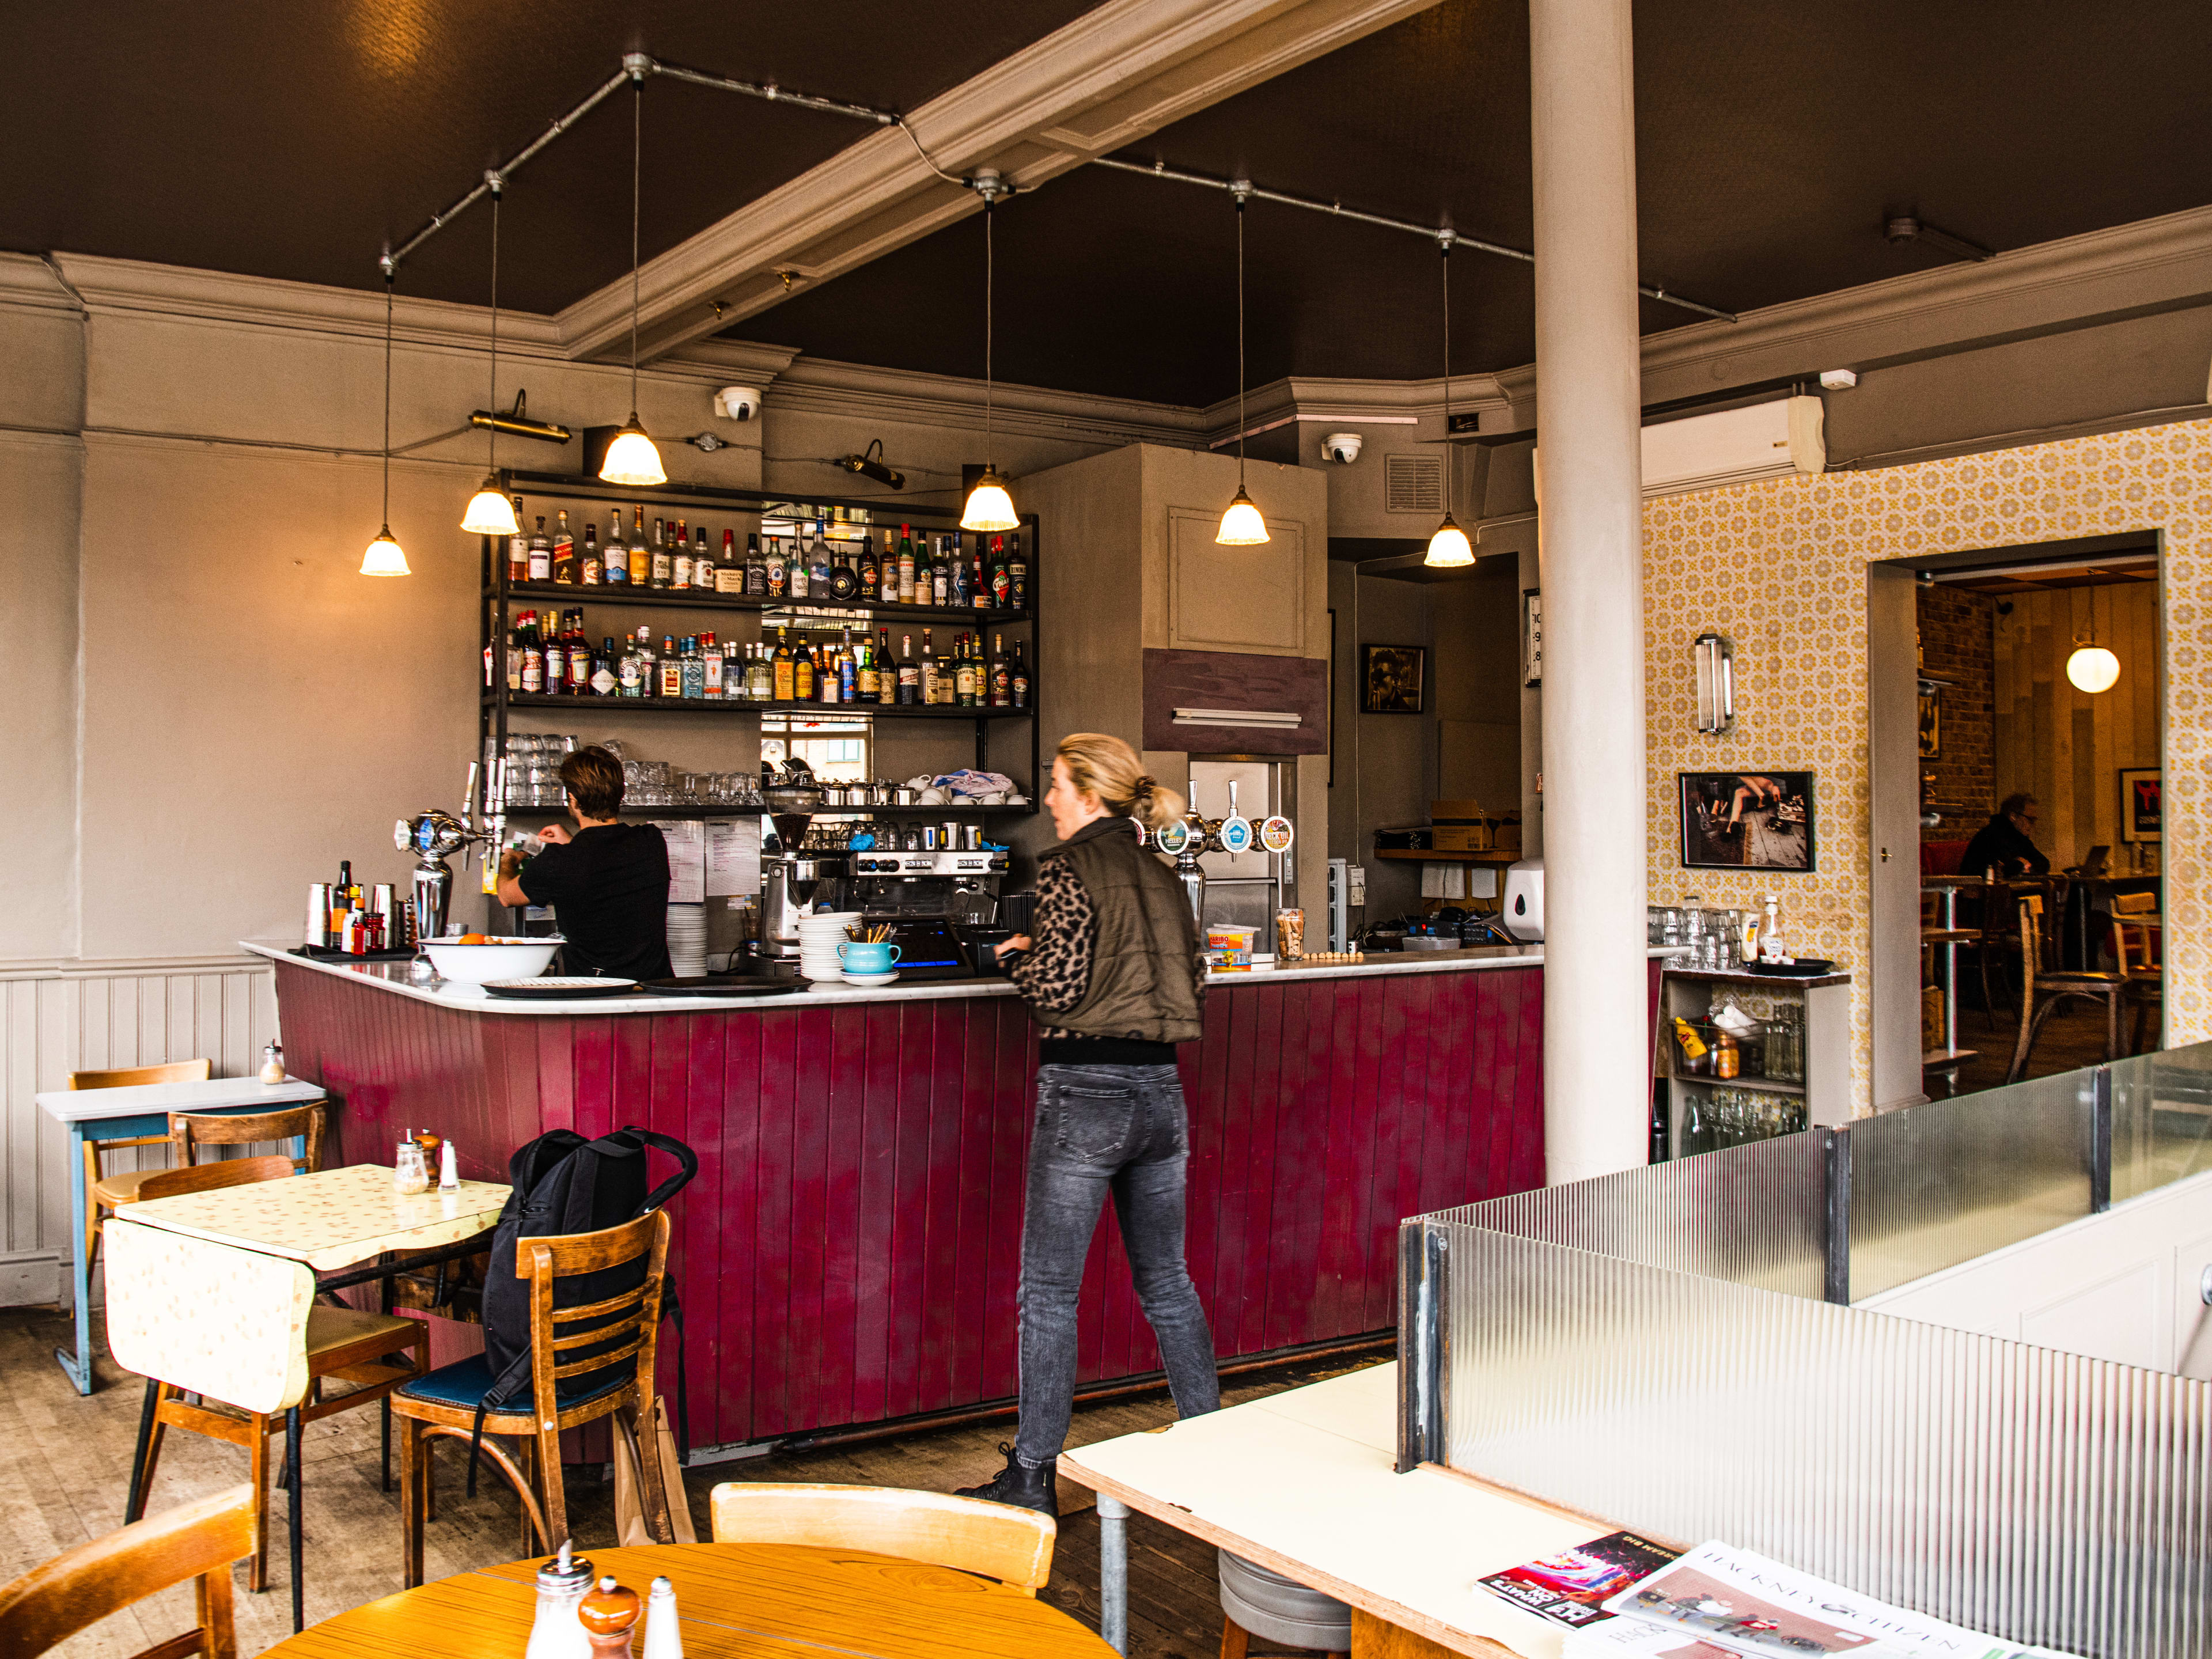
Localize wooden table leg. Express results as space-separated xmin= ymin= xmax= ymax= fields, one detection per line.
xmin=1097 ymin=1493 xmax=1129 ymax=1654
xmin=125 ymin=1377 xmax=161 ymax=1523
xmin=286 ymin=1406 xmax=305 ymax=1633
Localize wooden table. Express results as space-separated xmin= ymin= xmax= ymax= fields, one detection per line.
xmin=260 ymin=1541 xmax=1115 ymax=1659
xmin=36 ymin=1074 xmax=329 ymax=1395
xmin=104 ymin=1164 xmax=509 ymax=1633
xmin=1060 ymin=1361 xmax=1608 ymax=1658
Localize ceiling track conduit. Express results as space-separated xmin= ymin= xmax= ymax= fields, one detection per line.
xmin=377 ymin=51 xmax=1738 ymax=327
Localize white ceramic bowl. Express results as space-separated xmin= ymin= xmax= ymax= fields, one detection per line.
xmin=422 ymin=937 xmax=562 ymax=984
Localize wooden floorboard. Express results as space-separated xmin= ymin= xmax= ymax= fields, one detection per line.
xmin=0 ymin=1301 xmax=1369 ymax=1658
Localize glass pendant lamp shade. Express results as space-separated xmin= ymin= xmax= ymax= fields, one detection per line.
xmin=600 ymin=417 xmax=666 ymax=487
xmin=361 ymin=526 xmax=411 ymax=577
xmin=2066 ymin=645 xmax=2120 ymax=693
xmin=1424 ymin=512 xmax=1474 ymax=567
xmin=461 ymin=475 xmax=519 ymax=535
xmin=961 ymin=466 xmax=1018 ymax=533
xmin=1216 ymin=487 xmax=1270 ymax=546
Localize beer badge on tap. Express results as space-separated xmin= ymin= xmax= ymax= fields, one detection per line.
xmin=1258 ymin=815 xmax=1294 ymax=854
xmin=1218 ymin=781 xmax=1253 ymax=854
xmin=1153 ymin=817 xmax=1194 ymax=857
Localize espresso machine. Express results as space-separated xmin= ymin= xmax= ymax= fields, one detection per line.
xmin=847 ymin=846 xmax=1011 ymax=978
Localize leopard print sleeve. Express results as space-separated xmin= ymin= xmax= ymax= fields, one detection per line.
xmin=1009 ymin=855 xmax=1096 ymax=1017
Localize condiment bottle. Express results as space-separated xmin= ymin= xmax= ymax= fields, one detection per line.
xmin=642 ymin=1576 xmax=684 ymax=1659
xmin=579 ymin=1576 xmax=643 ymax=1659
xmin=525 ymin=1543 xmax=596 ymax=1659
xmin=259 ymin=1041 xmax=287 ymax=1085
xmin=438 ymin=1138 xmax=459 ymax=1192
xmin=394 ymin=1139 xmax=430 ymax=1196
xmin=1715 ymin=1032 xmax=1740 ymax=1080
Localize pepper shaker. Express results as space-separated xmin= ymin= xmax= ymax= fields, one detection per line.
xmin=579 ymin=1577 xmax=643 ymax=1659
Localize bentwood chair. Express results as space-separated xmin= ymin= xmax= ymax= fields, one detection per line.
xmin=123 ymin=1158 xmax=429 ymax=1593
xmin=708 ymin=1482 xmax=1056 ymax=1594
xmin=0 ymin=1483 xmax=252 ymax=1659
xmin=173 ymin=1103 xmax=327 ymax=1175
xmin=2109 ymin=892 xmax=2164 ymax=1054
xmin=71 ymin=1059 xmax=212 ymax=1277
xmin=2007 ymin=893 xmax=2130 ymax=1082
xmin=394 ymin=1209 xmax=675 ymax=1586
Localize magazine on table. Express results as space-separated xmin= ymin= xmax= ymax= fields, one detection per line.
xmin=1475 ymin=1531 xmax=1682 ymax=1628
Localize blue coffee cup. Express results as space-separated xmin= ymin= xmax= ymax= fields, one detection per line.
xmin=837 ymin=940 xmax=902 ymax=975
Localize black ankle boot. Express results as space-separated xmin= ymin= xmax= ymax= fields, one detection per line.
xmin=955 ymin=1441 xmax=1058 ymax=1518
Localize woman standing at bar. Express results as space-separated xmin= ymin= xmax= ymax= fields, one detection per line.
xmin=957 ymin=733 xmax=1218 ymax=1516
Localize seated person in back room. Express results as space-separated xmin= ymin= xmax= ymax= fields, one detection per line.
xmin=495 ymin=744 xmax=673 ymax=979
xmin=1959 ymin=792 xmax=2051 ymax=880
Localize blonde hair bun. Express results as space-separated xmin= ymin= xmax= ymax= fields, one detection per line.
xmin=1055 ymin=733 xmax=1187 ymax=831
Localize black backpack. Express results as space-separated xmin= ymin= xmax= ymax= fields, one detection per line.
xmin=467 ymin=1125 xmax=698 ymax=1491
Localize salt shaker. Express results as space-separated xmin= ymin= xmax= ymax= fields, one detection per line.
xmin=438 ymin=1138 xmax=459 ymax=1192
xmin=579 ymin=1576 xmax=643 ymax=1659
xmin=258 ymin=1041 xmax=287 ymax=1085
xmin=642 ymin=1575 xmax=684 ymax=1659
xmin=524 ymin=1541 xmax=594 ymax=1659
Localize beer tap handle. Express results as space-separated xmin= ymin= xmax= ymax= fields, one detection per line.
xmin=461 ymin=761 xmax=481 ymax=833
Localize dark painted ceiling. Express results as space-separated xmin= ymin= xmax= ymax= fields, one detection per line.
xmin=0 ymin=1 xmax=1105 ymax=313
xmin=741 ymin=0 xmax=2212 ymax=404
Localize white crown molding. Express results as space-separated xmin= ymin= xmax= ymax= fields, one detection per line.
xmin=1200 ymin=373 xmax=1515 ymax=443
xmin=554 ymin=0 xmax=1447 ymax=363
xmin=0 ymin=252 xmax=85 ymax=315
xmin=760 ymin=351 xmax=1210 ymax=448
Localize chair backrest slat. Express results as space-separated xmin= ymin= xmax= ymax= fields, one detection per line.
xmin=135 ymin=1157 xmax=296 ymax=1205
xmin=172 ymin=1104 xmax=326 ymax=1176
xmin=521 ymin=1211 xmax=669 ymax=1431
xmin=69 ymin=1060 xmax=213 ymax=1092
xmin=551 ymin=1334 xmax=646 ymax=1378
xmin=548 ymin=1286 xmax=653 ymax=1328
xmin=0 ymin=1483 xmax=251 ymax=1659
xmin=708 ymin=1482 xmax=1056 ymax=1594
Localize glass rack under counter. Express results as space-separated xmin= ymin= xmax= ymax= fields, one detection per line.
xmin=1656 ymin=964 xmax=1854 ymax=1159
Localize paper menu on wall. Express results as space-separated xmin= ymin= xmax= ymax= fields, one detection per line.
xmin=705 ymin=817 xmax=761 ymax=899
xmin=652 ymin=821 xmax=706 ymax=904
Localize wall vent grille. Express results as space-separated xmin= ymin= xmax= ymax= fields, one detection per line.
xmin=1384 ymin=453 xmax=1443 ymax=514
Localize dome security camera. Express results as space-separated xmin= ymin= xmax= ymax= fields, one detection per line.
xmin=1321 ymin=431 xmax=1363 ymax=464
xmin=714 ymin=386 xmax=760 ymax=421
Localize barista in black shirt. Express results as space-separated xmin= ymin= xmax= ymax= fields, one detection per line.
xmin=1960 ymin=792 xmax=2051 ymax=880
xmin=495 ymin=745 xmax=672 ymax=979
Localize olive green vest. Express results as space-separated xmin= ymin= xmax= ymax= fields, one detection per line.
xmin=1042 ymin=817 xmax=1205 ymax=1045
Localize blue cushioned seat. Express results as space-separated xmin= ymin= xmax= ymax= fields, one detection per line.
xmin=395 ymin=1353 xmax=633 ymax=1416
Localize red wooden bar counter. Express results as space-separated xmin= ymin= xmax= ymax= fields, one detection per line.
xmin=249 ymin=944 xmax=1663 ymax=1454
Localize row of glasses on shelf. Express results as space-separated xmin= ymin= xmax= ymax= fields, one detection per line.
xmin=1650 ymin=903 xmax=1758 ymax=970
xmin=1681 ymin=1085 xmax=1806 ymax=1152
xmin=487 ymin=733 xmax=768 ymax=809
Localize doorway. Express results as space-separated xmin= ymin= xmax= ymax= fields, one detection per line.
xmin=1869 ymin=533 xmax=2164 ymax=1107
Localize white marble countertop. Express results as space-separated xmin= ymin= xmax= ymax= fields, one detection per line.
xmin=245 ymin=940 xmax=1680 ymax=1016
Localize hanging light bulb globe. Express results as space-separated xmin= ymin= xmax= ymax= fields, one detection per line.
xmin=1424 ymin=513 xmax=1474 ymax=567
xmin=1215 ymin=487 xmax=1269 ymax=546
xmin=2066 ymin=645 xmax=2119 ymax=694
xmin=360 ymin=526 xmax=411 ymax=577
xmin=960 ymin=465 xmax=1019 ymax=533
xmin=461 ymin=475 xmax=519 ymax=536
xmin=599 ymin=416 xmax=666 ymax=487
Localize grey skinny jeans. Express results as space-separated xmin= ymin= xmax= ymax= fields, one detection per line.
xmin=1013 ymin=1062 xmax=1221 ymax=1466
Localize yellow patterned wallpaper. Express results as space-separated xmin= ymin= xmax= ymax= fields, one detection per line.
xmin=1644 ymin=416 xmax=2211 ymax=1113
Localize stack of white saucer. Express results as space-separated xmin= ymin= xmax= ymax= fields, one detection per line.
xmin=666 ymin=904 xmax=708 ymax=978
xmin=796 ymin=911 xmax=862 ymax=982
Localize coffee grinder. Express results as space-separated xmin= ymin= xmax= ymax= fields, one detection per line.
xmin=759 ymin=774 xmax=829 ymax=961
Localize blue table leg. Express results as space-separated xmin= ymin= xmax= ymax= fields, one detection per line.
xmin=55 ymin=1124 xmax=94 ymax=1395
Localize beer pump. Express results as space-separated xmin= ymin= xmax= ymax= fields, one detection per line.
xmin=394 ymin=758 xmax=505 ymax=945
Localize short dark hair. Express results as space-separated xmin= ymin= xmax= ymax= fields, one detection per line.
xmin=560 ymin=745 xmax=625 ymax=818
xmin=1999 ymin=793 xmax=2037 ymax=819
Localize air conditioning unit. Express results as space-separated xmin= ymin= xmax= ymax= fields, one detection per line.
xmin=1639 ymin=395 xmax=1825 ymax=498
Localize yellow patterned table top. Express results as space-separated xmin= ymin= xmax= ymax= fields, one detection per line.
xmin=123 ymin=1163 xmax=510 ymax=1270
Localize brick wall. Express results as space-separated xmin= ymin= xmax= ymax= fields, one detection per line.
xmin=1916 ymin=584 xmax=1995 ymax=838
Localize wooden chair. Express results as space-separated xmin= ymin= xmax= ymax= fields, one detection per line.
xmin=707 ymin=1482 xmax=1055 ymax=1594
xmin=71 ymin=1059 xmax=211 ymax=1277
xmin=394 ymin=1209 xmax=675 ymax=1586
xmin=122 ymin=1160 xmax=428 ymax=1593
xmin=2109 ymin=893 xmax=2164 ymax=1055
xmin=0 ymin=1482 xmax=252 ymax=1659
xmin=173 ymin=1103 xmax=327 ymax=1175
xmin=2006 ymin=893 xmax=2130 ymax=1083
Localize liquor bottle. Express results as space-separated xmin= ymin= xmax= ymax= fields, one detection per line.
xmin=617 ymin=630 xmax=642 ymax=696
xmin=520 ymin=612 xmax=545 ymax=693
xmin=672 ymin=528 xmax=691 ymax=590
xmin=506 ymin=507 xmax=529 ymax=586
xmin=504 ymin=626 xmax=522 ymax=691
xmin=856 ymin=631 xmax=879 ymax=703
xmin=829 ymin=543 xmax=859 ymax=601
xmin=678 ymin=635 xmax=705 ymax=700
xmin=702 ymin=632 xmax=724 ymax=698
xmin=545 ymin=510 xmax=573 ymax=584
xmin=896 ymin=633 xmax=919 ymax=705
xmin=528 ymin=517 xmax=552 ymax=582
xmin=694 ymin=525 xmax=712 ymax=590
xmin=595 ymin=510 xmax=621 ymax=585
xmin=951 ymin=542 xmax=970 ymax=607
xmin=1010 ymin=639 xmax=1029 ymax=709
xmin=930 ymin=540 xmax=949 ymax=607
xmin=919 ymin=628 xmax=938 ymax=705
xmin=793 ymin=635 xmax=815 ymax=702
xmin=990 ymin=536 xmax=1012 ymax=608
xmin=991 ymin=632 xmax=1011 ymax=706
xmin=766 ymin=537 xmax=788 ymax=599
xmin=1008 ymin=535 xmax=1028 ymax=610
xmin=628 ymin=507 xmax=650 ymax=587
xmin=741 ymin=533 xmax=764 ymax=596
xmin=716 ymin=529 xmax=740 ymax=594
xmin=838 ymin=628 xmax=858 ymax=702
xmin=878 ymin=531 xmax=899 ymax=604
xmin=746 ymin=642 xmax=770 ymax=702
xmin=770 ymin=629 xmax=794 ymax=702
xmin=653 ymin=635 xmax=678 ymax=699
xmin=593 ymin=637 xmax=619 ymax=697
xmin=574 ymin=523 xmax=597 ymax=586
xmin=643 ymin=519 xmax=665 ymax=589
xmin=635 ymin=626 xmax=658 ymax=697
xmin=543 ymin=616 xmax=567 ymax=691
xmin=567 ymin=613 xmax=592 ymax=694
xmin=792 ymin=536 xmax=813 ymax=600
xmin=897 ymin=525 xmax=916 ymax=604
xmin=858 ymin=536 xmax=879 ymax=599
xmin=956 ymin=634 xmax=977 ymax=707
xmin=809 ymin=520 xmax=832 ymax=595
xmin=972 ymin=552 xmax=990 ymax=611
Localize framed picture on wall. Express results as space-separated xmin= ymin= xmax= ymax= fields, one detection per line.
xmin=1679 ymin=771 xmax=1816 ymax=872
xmin=2120 ymin=768 xmax=2162 ymax=843
xmin=1917 ymin=685 xmax=1942 ymax=758
xmin=1361 ymin=643 xmax=1426 ymax=714
xmin=1523 ymin=590 xmax=1543 ymax=686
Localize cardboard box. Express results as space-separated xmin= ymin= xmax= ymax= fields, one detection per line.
xmin=1433 ymin=824 xmax=1494 ymax=853
xmin=1430 ymin=800 xmax=1490 ymax=824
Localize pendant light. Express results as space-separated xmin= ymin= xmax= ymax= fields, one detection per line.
xmin=1425 ymin=232 xmax=1474 ymax=568
xmin=2067 ymin=627 xmax=2120 ymax=693
xmin=360 ymin=273 xmax=411 ymax=577
xmin=460 ymin=176 xmax=521 ymax=536
xmin=960 ymin=171 xmax=1019 ymax=533
xmin=1215 ymin=187 xmax=1268 ymax=546
xmin=599 ymin=76 xmax=666 ymax=488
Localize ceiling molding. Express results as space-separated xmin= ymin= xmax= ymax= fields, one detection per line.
xmin=1490 ymin=202 xmax=2212 ymax=423
xmin=0 ymin=253 xmax=84 ymax=316
xmin=757 ymin=350 xmax=1211 ymax=448
xmin=551 ymin=0 xmax=1448 ymax=364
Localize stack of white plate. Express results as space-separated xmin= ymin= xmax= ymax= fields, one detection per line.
xmin=796 ymin=910 xmax=862 ymax=982
xmin=666 ymin=904 xmax=709 ymax=978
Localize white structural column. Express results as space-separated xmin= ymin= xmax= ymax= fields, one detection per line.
xmin=1531 ymin=0 xmax=1649 ymax=1183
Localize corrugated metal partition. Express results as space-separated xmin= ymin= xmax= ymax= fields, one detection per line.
xmin=0 ymin=955 xmax=279 ymax=1306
